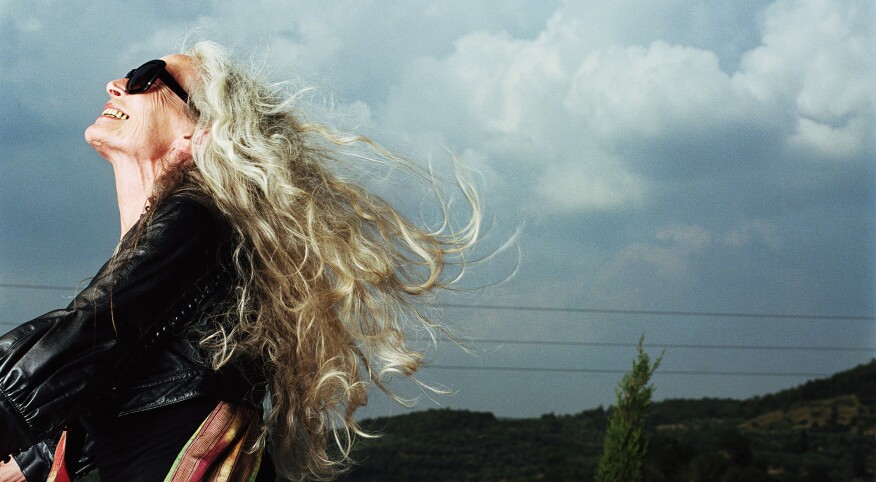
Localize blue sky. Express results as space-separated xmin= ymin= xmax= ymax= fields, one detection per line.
xmin=0 ymin=0 xmax=873 ymax=418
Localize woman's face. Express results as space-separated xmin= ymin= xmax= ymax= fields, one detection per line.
xmin=85 ymin=55 xmax=197 ymax=164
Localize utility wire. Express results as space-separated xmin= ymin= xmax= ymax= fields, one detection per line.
xmin=427 ymin=364 xmax=832 ymax=378
xmin=462 ymin=338 xmax=876 ymax=353
xmin=0 ymin=282 xmax=862 ymax=378
xmin=439 ymin=302 xmax=876 ymax=321
xmin=0 ymin=283 xmax=77 ymax=292
xmin=3 ymin=282 xmax=874 ymax=321
xmin=0 ymin=318 xmax=870 ymax=354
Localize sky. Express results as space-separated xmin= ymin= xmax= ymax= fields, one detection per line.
xmin=0 ymin=0 xmax=873 ymax=419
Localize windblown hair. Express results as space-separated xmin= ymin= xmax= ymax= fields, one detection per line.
xmin=175 ymin=41 xmax=479 ymax=480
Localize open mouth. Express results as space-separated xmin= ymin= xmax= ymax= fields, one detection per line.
xmin=102 ymin=107 xmax=129 ymax=120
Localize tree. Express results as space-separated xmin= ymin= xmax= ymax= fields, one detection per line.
xmin=595 ymin=336 xmax=663 ymax=482
xmin=852 ymin=447 xmax=869 ymax=479
xmin=797 ymin=428 xmax=809 ymax=453
xmin=718 ymin=428 xmax=753 ymax=467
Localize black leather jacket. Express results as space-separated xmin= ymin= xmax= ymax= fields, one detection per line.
xmin=0 ymin=194 xmax=258 ymax=480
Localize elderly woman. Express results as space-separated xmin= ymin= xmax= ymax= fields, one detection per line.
xmin=0 ymin=42 xmax=478 ymax=481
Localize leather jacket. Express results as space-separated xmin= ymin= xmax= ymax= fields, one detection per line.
xmin=0 ymin=194 xmax=259 ymax=480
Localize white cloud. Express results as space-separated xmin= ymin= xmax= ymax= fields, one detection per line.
xmin=376 ymin=0 xmax=872 ymax=213
xmin=534 ymin=157 xmax=645 ymax=211
xmin=791 ymin=116 xmax=871 ymax=160
xmin=604 ymin=219 xmax=782 ymax=281
xmin=608 ymin=224 xmax=714 ymax=279
xmin=565 ymin=41 xmax=754 ymax=140
xmin=736 ymin=0 xmax=874 ymax=160
xmin=723 ymin=219 xmax=782 ymax=249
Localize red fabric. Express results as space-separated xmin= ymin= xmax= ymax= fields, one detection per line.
xmin=46 ymin=430 xmax=71 ymax=482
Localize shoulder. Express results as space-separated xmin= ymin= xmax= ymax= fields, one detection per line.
xmin=121 ymin=193 xmax=221 ymax=245
xmin=152 ymin=192 xmax=218 ymax=225
xmin=112 ymin=192 xmax=231 ymax=276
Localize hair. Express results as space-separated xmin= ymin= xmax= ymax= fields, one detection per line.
xmin=169 ymin=41 xmax=480 ymax=480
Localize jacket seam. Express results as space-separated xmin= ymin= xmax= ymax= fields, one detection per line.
xmin=0 ymin=387 xmax=36 ymax=450
xmin=118 ymin=393 xmax=201 ymax=417
xmin=123 ymin=369 xmax=204 ymax=390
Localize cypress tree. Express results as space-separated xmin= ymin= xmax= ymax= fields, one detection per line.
xmin=595 ymin=336 xmax=662 ymax=482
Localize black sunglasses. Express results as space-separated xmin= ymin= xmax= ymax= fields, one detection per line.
xmin=125 ymin=59 xmax=189 ymax=103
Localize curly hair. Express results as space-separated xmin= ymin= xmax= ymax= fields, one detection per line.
xmin=172 ymin=41 xmax=480 ymax=480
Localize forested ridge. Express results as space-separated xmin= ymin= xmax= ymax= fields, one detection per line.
xmin=340 ymin=359 xmax=876 ymax=481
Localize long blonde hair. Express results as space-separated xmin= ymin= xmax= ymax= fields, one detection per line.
xmin=178 ymin=41 xmax=479 ymax=480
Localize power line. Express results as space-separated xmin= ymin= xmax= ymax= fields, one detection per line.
xmin=462 ymin=338 xmax=876 ymax=353
xmin=438 ymin=303 xmax=876 ymax=321
xmin=427 ymin=364 xmax=832 ymax=378
xmin=0 ymin=288 xmax=855 ymax=379
xmin=4 ymin=282 xmax=873 ymax=321
xmin=0 ymin=283 xmax=78 ymax=292
xmin=0 ymin=317 xmax=871 ymax=355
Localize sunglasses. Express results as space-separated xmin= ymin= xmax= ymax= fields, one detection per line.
xmin=125 ymin=59 xmax=189 ymax=103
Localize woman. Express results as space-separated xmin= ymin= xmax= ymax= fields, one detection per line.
xmin=0 ymin=41 xmax=479 ymax=481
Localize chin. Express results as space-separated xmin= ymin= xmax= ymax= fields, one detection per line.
xmin=85 ymin=123 xmax=116 ymax=147
xmin=84 ymin=125 xmax=99 ymax=145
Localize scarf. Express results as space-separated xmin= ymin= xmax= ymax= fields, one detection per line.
xmin=47 ymin=401 xmax=263 ymax=482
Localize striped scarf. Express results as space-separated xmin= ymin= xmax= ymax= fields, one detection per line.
xmin=48 ymin=401 xmax=263 ymax=482
xmin=164 ymin=401 xmax=263 ymax=482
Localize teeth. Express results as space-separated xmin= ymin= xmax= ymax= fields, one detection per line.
xmin=101 ymin=108 xmax=129 ymax=120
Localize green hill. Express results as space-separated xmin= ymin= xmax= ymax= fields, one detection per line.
xmin=341 ymin=359 xmax=876 ymax=482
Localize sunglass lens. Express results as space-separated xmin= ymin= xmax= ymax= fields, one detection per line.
xmin=126 ymin=61 xmax=162 ymax=94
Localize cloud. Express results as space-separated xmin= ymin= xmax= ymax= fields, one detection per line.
xmin=609 ymin=224 xmax=715 ymax=280
xmin=737 ymin=0 xmax=874 ymax=161
xmin=375 ymin=0 xmax=871 ymax=214
xmin=585 ymin=218 xmax=786 ymax=314
xmin=723 ymin=219 xmax=782 ymax=249
xmin=534 ymin=157 xmax=645 ymax=211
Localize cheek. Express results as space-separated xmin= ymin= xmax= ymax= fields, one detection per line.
xmin=114 ymin=118 xmax=155 ymax=147
xmin=116 ymin=93 xmax=187 ymax=154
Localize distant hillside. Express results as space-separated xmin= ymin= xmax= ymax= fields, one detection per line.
xmin=341 ymin=359 xmax=876 ymax=482
xmin=746 ymin=358 xmax=876 ymax=410
xmin=650 ymin=359 xmax=876 ymax=427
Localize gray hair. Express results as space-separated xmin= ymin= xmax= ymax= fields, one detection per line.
xmin=177 ymin=41 xmax=480 ymax=480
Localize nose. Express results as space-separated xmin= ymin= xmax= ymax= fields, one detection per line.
xmin=106 ymin=78 xmax=126 ymax=97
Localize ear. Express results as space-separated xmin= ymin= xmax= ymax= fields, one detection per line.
xmin=171 ymin=131 xmax=194 ymax=159
xmin=182 ymin=126 xmax=211 ymax=154
xmin=169 ymin=126 xmax=209 ymax=163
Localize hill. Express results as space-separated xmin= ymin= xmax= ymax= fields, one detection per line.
xmin=340 ymin=359 xmax=876 ymax=481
